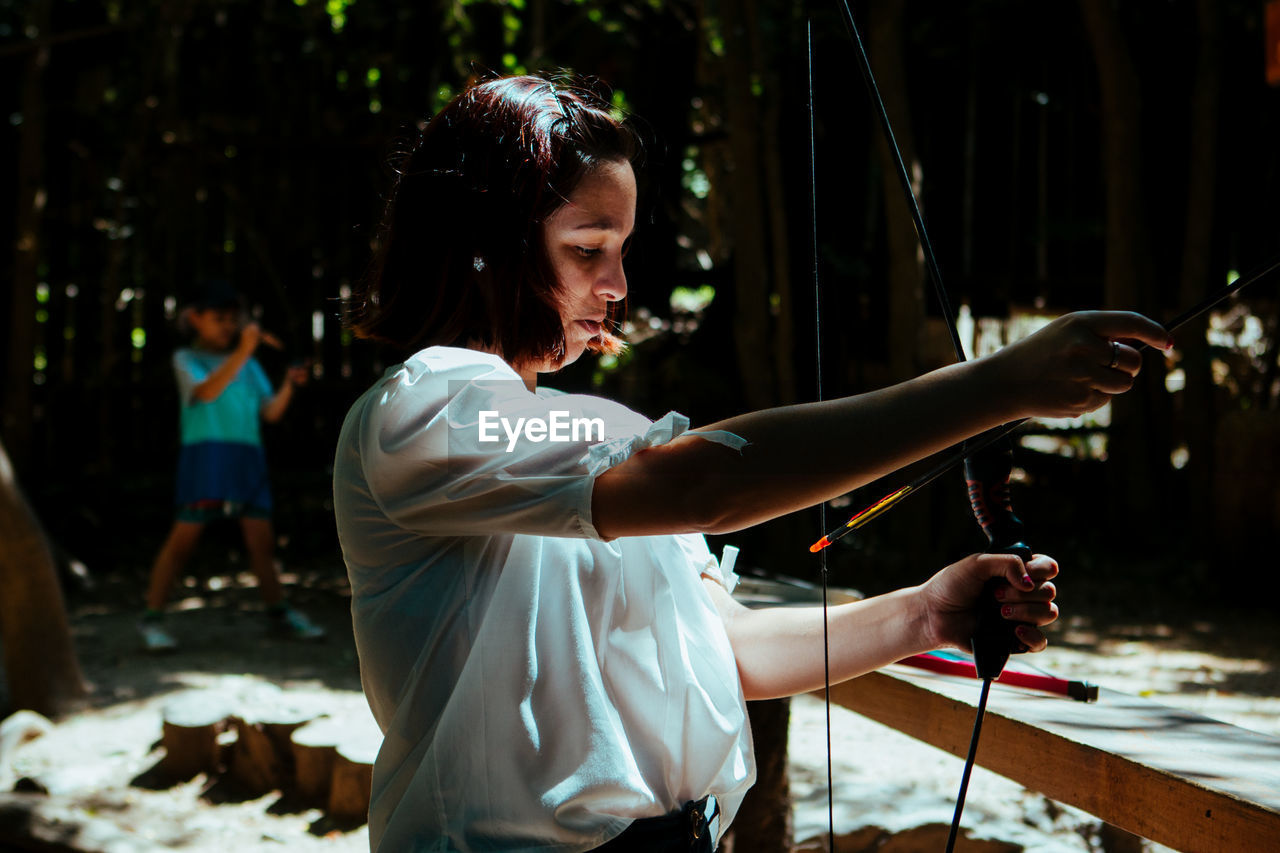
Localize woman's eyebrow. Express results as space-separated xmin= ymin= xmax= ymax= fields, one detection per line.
xmin=572 ymin=218 xmax=620 ymax=231
xmin=571 ymin=219 xmax=635 ymax=238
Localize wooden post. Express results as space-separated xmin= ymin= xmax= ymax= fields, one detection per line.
xmin=289 ymin=717 xmax=344 ymax=805
xmin=160 ymin=693 xmax=233 ymax=781
xmin=227 ymin=709 xmax=315 ymax=796
xmin=327 ymin=738 xmax=378 ymax=823
xmin=325 ymin=718 xmax=381 ymax=824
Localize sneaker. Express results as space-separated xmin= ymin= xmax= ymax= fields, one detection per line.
xmin=270 ymin=604 xmax=326 ymax=641
xmin=138 ymin=618 xmax=178 ymax=653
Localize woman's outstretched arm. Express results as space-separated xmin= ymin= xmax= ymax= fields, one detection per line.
xmin=593 ymin=310 xmax=1170 ymax=539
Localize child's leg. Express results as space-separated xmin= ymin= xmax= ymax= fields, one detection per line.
xmin=146 ymin=521 xmax=205 ymax=611
xmin=240 ymin=517 xmax=283 ymax=606
xmin=240 ymin=516 xmax=325 ymax=640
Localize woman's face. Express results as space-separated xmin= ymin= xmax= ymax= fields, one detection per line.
xmin=534 ymin=159 xmax=636 ymax=378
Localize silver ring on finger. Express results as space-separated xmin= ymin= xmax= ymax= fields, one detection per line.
xmin=1107 ymin=340 xmax=1119 ymax=369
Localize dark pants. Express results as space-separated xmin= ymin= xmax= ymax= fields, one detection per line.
xmin=590 ymin=797 xmax=718 ymax=852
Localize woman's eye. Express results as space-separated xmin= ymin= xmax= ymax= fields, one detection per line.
xmin=574 ymin=246 xmax=601 ymax=258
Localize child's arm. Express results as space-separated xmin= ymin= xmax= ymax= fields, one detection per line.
xmin=190 ymin=324 xmax=264 ymax=402
xmin=261 ymin=363 xmax=308 ymax=423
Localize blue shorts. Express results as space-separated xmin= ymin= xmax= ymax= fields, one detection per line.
xmin=174 ymin=441 xmax=273 ymax=521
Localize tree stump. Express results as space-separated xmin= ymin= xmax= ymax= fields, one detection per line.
xmin=290 ymin=717 xmax=344 ymax=805
xmin=327 ymin=736 xmax=378 ymax=823
xmin=291 ymin=710 xmax=381 ymax=820
xmin=160 ymin=693 xmax=234 ymax=781
xmin=0 ymin=711 xmax=53 ymax=792
xmin=227 ymin=708 xmax=316 ymax=796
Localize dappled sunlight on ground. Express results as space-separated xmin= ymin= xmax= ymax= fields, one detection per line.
xmin=3 ymin=561 xmax=1275 ymax=851
xmin=1036 ymin=612 xmax=1280 ymax=737
xmin=789 ymin=606 xmax=1279 ymax=852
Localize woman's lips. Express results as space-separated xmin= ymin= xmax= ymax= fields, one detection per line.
xmin=579 ymin=319 xmax=603 ymax=336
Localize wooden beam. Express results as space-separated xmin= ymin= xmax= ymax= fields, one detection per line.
xmin=824 ymin=667 xmax=1280 ymax=851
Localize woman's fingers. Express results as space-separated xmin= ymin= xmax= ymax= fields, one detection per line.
xmin=1002 ymin=310 xmax=1172 ymax=419
xmin=996 ymin=580 xmax=1057 ymax=604
xmin=1012 ymin=625 xmax=1048 ymax=653
xmin=990 ymin=552 xmax=1057 ymax=589
xmin=1073 ymin=309 xmax=1174 ymax=353
xmin=996 ymin=554 xmax=1058 ymax=628
xmin=1107 ymin=339 xmax=1147 ymax=377
xmin=997 ymin=597 xmax=1059 ymax=627
xmin=1026 ymin=553 xmax=1059 ymax=581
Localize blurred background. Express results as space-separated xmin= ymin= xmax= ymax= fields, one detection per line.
xmin=5 ymin=0 xmax=1280 ymax=611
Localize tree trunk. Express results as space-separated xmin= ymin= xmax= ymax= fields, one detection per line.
xmin=723 ymin=698 xmax=791 ymax=853
xmin=0 ymin=439 xmax=89 ymax=716
xmin=1175 ymin=0 xmax=1221 ymax=553
xmin=721 ymin=0 xmax=779 ymax=411
xmin=749 ymin=6 xmax=795 ymax=406
xmin=868 ymin=0 xmax=926 ymax=383
xmin=4 ymin=0 xmax=51 ymax=469
xmin=1079 ymin=0 xmax=1164 ymax=527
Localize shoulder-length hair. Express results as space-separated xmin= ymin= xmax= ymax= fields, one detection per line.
xmin=350 ymin=75 xmax=640 ymax=366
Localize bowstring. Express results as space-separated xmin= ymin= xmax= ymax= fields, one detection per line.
xmin=806 ymin=20 xmax=837 ymax=851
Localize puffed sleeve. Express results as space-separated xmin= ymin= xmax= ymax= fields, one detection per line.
xmin=352 ymin=349 xmax=744 ymax=541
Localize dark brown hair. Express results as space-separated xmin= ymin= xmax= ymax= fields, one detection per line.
xmin=351 ymin=75 xmax=640 ymax=366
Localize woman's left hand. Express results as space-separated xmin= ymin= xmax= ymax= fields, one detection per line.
xmin=918 ymin=552 xmax=1059 ymax=653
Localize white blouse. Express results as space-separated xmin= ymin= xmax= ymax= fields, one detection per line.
xmin=332 ymin=346 xmax=755 ymax=852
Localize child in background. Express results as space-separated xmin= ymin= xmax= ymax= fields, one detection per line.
xmin=138 ymin=279 xmax=324 ymax=652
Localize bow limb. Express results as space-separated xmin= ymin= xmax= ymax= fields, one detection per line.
xmin=828 ymin=5 xmax=1030 ymax=851
xmin=834 ymin=0 xmax=1030 ymax=659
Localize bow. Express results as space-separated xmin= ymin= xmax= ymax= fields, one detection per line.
xmin=811 ymin=6 xmax=1280 ymax=850
xmin=811 ymin=4 xmax=1038 ymax=849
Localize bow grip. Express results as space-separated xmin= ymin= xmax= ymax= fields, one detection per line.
xmin=963 ymin=440 xmax=1032 ymax=680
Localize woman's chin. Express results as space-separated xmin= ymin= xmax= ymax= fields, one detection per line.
xmin=561 ymin=343 xmax=589 ymax=368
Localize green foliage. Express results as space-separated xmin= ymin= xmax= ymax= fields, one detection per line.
xmin=432 ymin=83 xmax=457 ymax=113
xmin=670 ymin=285 xmax=716 ymax=314
xmin=609 ymin=89 xmax=630 ymax=122
xmin=10 ymin=0 xmax=1279 ymax=573
xmin=325 ymin=0 xmax=355 ymax=32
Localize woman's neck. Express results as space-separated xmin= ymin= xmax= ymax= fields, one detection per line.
xmin=466 ymin=339 xmax=538 ymax=392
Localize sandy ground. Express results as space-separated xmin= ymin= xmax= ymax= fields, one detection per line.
xmin=2 ymin=566 xmax=1277 ymax=852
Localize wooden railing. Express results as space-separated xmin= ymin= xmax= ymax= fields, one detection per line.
xmin=734 ymin=576 xmax=1280 ymax=852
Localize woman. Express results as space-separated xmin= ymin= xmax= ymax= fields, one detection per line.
xmin=333 ymin=76 xmax=1169 ymax=852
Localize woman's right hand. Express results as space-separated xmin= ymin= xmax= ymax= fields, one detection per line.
xmin=916 ymin=552 xmax=1059 ymax=653
xmin=990 ymin=310 xmax=1172 ymax=420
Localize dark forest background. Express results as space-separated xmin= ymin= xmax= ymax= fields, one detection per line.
xmin=6 ymin=0 xmax=1280 ymax=610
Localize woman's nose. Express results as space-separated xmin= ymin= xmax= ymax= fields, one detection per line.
xmin=595 ymin=260 xmax=627 ymax=303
